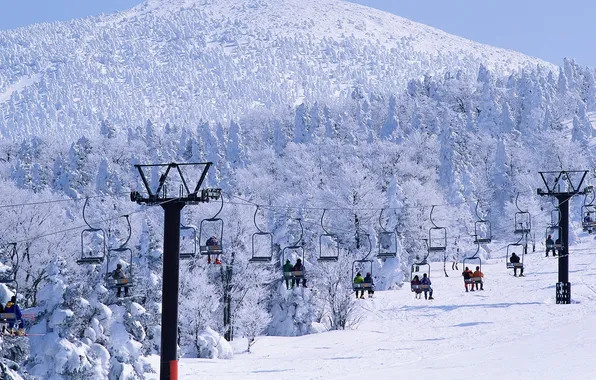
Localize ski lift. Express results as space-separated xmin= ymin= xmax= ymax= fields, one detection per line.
xmin=473 ymin=201 xmax=492 ymax=243
xmin=377 ymin=208 xmax=397 ymax=258
xmin=514 ymin=193 xmax=531 ymax=234
xmin=428 ymin=205 xmax=447 ymax=252
xmin=78 ymin=197 xmax=107 ymax=265
xmin=506 ymin=235 xmax=525 ymax=273
xmin=411 ymin=240 xmax=431 ymax=293
xmin=199 ymin=194 xmax=224 ymax=257
xmin=105 ymin=215 xmax=134 ymax=296
xmin=179 ymin=223 xmax=198 ymax=260
xmin=581 ymin=190 xmax=596 ymax=233
xmin=0 ymin=243 xmax=18 ymax=284
xmin=250 ymin=205 xmax=273 ymax=263
xmin=462 ymin=236 xmax=482 ymax=277
xmin=282 ymin=218 xmax=305 ymax=283
xmin=545 ymin=226 xmax=563 ymax=253
xmin=318 ymin=209 xmax=339 ymax=262
xmin=352 ymin=259 xmax=373 ymax=292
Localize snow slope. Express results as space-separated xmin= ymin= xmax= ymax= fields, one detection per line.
xmin=130 ymin=0 xmax=551 ymax=72
xmin=148 ymin=234 xmax=596 ymax=379
xmin=0 ymin=0 xmax=555 ymax=139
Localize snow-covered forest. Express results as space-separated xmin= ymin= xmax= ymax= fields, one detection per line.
xmin=0 ymin=0 xmax=594 ymax=378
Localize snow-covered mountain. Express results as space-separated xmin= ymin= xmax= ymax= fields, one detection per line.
xmin=1 ymin=0 xmax=596 ymax=379
xmin=0 ymin=0 xmax=553 ymax=140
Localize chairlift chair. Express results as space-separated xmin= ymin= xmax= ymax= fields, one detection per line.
xmin=106 ymin=247 xmax=135 ymax=290
xmin=0 ymin=244 xmax=18 ymax=284
xmin=513 ymin=194 xmax=531 ymax=234
xmin=105 ymin=215 xmax=135 ymax=292
xmin=250 ymin=205 xmax=274 ymax=263
xmin=199 ymin=195 xmax=224 ymax=256
xmin=77 ymin=198 xmax=107 ymax=265
xmin=282 ymin=218 xmax=306 ymax=282
xmin=377 ymin=208 xmax=398 ymax=258
xmin=514 ymin=212 xmax=531 ymax=234
xmin=462 ymin=238 xmax=482 ymax=285
xmin=410 ymin=259 xmax=431 ymax=293
xmin=180 ymin=223 xmax=198 ymax=260
xmin=506 ymin=242 xmax=525 ymax=271
xmin=318 ymin=209 xmax=340 ymax=262
xmin=352 ymin=259 xmax=374 ymax=292
xmin=428 ymin=206 xmax=447 ymax=252
xmin=581 ymin=205 xmax=596 ymax=232
xmin=473 ymin=201 xmax=492 ymax=243
xmin=545 ymin=225 xmax=563 ymax=251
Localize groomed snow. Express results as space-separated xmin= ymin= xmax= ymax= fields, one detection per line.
xmin=147 ymin=234 xmax=596 ymax=379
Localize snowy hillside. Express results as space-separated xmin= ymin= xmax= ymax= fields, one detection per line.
xmin=153 ymin=236 xmax=596 ymax=379
xmin=1 ymin=0 xmax=596 ymax=379
xmin=0 ymin=0 xmax=553 ymax=139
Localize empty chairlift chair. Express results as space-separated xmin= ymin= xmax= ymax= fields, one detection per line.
xmin=250 ymin=205 xmax=274 ymax=263
xmin=318 ymin=209 xmax=340 ymax=262
xmin=514 ymin=193 xmax=531 ymax=235
xmin=77 ymin=198 xmax=107 ymax=265
xmin=377 ymin=208 xmax=398 ymax=258
xmin=428 ymin=206 xmax=447 ymax=253
xmin=179 ymin=223 xmax=198 ymax=260
xmin=473 ymin=201 xmax=492 ymax=244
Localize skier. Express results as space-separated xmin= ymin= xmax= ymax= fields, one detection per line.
xmin=462 ymin=267 xmax=473 ymax=292
xmin=4 ymin=296 xmax=23 ymax=335
xmin=472 ymin=266 xmax=484 ymax=291
xmin=411 ymin=275 xmax=422 ymax=299
xmin=420 ymin=273 xmax=434 ymax=300
xmin=283 ymin=259 xmax=294 ymax=289
xmin=353 ymin=272 xmax=365 ymax=299
xmin=545 ymin=234 xmax=555 ymax=257
xmin=112 ymin=263 xmax=130 ymax=297
xmin=509 ymin=252 xmax=524 ymax=277
xmin=292 ymin=259 xmax=306 ymax=288
xmin=363 ymin=272 xmax=375 ymax=298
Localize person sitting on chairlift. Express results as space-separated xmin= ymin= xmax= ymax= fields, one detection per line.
xmin=4 ymin=296 xmax=24 ymax=335
xmin=292 ymin=259 xmax=306 ymax=288
xmin=545 ymin=234 xmax=555 ymax=257
xmin=509 ymin=252 xmax=524 ymax=277
xmin=585 ymin=213 xmax=592 ymax=223
xmin=364 ymin=272 xmax=374 ymax=298
xmin=206 ymin=235 xmax=222 ymax=265
xmin=353 ymin=272 xmax=365 ymax=299
xmin=411 ymin=275 xmax=422 ymax=299
xmin=462 ymin=267 xmax=473 ymax=292
xmin=113 ymin=263 xmax=129 ymax=298
xmin=472 ymin=266 xmax=484 ymax=291
xmin=420 ymin=273 xmax=434 ymax=300
xmin=283 ymin=259 xmax=294 ymax=289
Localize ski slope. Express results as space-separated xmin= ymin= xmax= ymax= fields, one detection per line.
xmin=147 ymin=235 xmax=596 ymax=379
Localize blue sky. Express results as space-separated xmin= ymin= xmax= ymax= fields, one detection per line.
xmin=1 ymin=0 xmax=594 ymax=67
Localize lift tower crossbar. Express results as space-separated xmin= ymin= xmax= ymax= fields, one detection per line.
xmin=537 ymin=170 xmax=589 ymax=304
xmin=131 ymin=162 xmax=221 ymax=380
